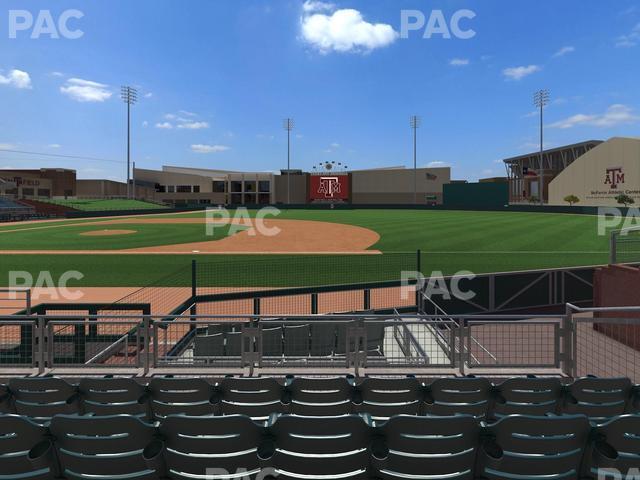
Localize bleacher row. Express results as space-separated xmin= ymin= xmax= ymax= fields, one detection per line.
xmin=2 ymin=411 xmax=639 ymax=479
xmin=194 ymin=323 xmax=387 ymax=357
xmin=1 ymin=375 xmax=639 ymax=421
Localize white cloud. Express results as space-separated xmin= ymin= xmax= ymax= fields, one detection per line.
xmin=257 ymin=134 xmax=275 ymax=140
xmin=427 ymin=161 xmax=450 ymax=168
xmin=47 ymin=144 xmax=62 ymax=149
xmin=0 ymin=143 xmax=16 ymax=150
xmin=49 ymin=71 xmax=64 ymax=77
xmin=616 ymin=23 xmax=640 ymax=47
xmin=144 ymin=92 xmax=153 ymax=98
xmin=301 ymin=3 xmax=397 ymax=54
xmin=552 ymin=46 xmax=575 ymax=58
xmin=0 ymin=69 xmax=32 ymax=89
xmin=330 ymin=142 xmax=340 ymax=148
xmin=155 ymin=122 xmax=173 ymax=129
xmin=449 ymin=58 xmax=470 ymax=66
xmin=177 ymin=121 xmax=209 ymax=130
xmin=190 ymin=144 xmax=230 ymax=154
xmin=178 ymin=110 xmax=197 ymax=117
xmin=549 ymin=104 xmax=639 ymax=129
xmin=60 ymin=78 xmax=112 ymax=102
xmin=164 ymin=113 xmax=177 ymax=120
xmin=502 ymin=65 xmax=541 ymax=81
xmin=142 ymin=121 xmax=149 ymax=128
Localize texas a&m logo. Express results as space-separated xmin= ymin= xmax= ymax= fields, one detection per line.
xmin=604 ymin=167 xmax=625 ymax=189
xmin=317 ymin=176 xmax=342 ymax=198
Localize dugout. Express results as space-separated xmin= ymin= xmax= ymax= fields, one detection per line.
xmin=443 ymin=181 xmax=509 ymax=208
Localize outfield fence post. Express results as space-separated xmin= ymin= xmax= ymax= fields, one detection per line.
xmin=561 ymin=304 xmax=575 ymax=377
xmin=416 ymin=250 xmax=422 ymax=311
xmin=37 ymin=315 xmax=45 ymax=374
xmin=142 ymin=315 xmax=150 ymax=376
xmin=190 ymin=260 xmax=197 ymax=331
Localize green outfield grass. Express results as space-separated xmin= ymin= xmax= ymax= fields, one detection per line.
xmin=45 ymin=199 xmax=167 ymax=211
xmin=0 ymin=209 xmax=612 ymax=286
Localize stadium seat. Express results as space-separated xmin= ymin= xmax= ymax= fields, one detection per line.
xmin=262 ymin=326 xmax=284 ymax=357
xmin=477 ymin=414 xmax=591 ymax=480
xmin=366 ymin=323 xmax=386 ymax=355
xmin=225 ymin=331 xmax=242 ymax=356
xmin=268 ymin=414 xmax=371 ymax=480
xmin=9 ymin=378 xmax=79 ymax=421
xmin=0 ymin=414 xmax=56 ymax=479
xmin=372 ymin=414 xmax=479 ymax=480
xmin=562 ymin=377 xmax=632 ymax=420
xmin=354 ymin=377 xmax=424 ymax=420
xmin=287 ymin=376 xmax=353 ymax=415
xmin=0 ymin=384 xmax=12 ymax=413
xmin=424 ymin=377 xmax=492 ymax=418
xmin=309 ymin=323 xmax=336 ymax=356
xmin=587 ymin=414 xmax=640 ymax=477
xmin=50 ymin=414 xmax=161 ymax=480
xmin=217 ymin=377 xmax=287 ymax=420
xmin=159 ymin=414 xmax=266 ymax=480
xmin=79 ymin=378 xmax=149 ymax=417
xmin=283 ymin=324 xmax=310 ymax=357
xmin=148 ymin=378 xmax=217 ymax=419
xmin=490 ymin=377 xmax=563 ymax=419
xmin=194 ymin=332 xmax=225 ymax=357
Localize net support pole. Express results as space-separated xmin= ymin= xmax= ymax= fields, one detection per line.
xmin=416 ymin=249 xmax=422 ymax=311
xmin=609 ymin=231 xmax=617 ymax=265
xmin=190 ymin=260 xmax=197 ymax=330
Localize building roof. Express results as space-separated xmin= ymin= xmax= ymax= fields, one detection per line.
xmin=503 ymin=140 xmax=603 ymax=165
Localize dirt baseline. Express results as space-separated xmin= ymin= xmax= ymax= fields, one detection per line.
xmin=0 ymin=218 xmax=381 ymax=254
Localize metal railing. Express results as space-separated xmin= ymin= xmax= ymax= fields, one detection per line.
xmin=2 ymin=308 xmax=639 ymax=379
xmin=610 ymin=225 xmax=640 ymax=264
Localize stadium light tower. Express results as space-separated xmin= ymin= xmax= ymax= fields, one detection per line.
xmin=410 ymin=115 xmax=421 ymax=204
xmin=533 ymin=89 xmax=550 ymax=206
xmin=121 ymin=86 xmax=138 ymax=199
xmin=283 ymin=118 xmax=295 ymax=204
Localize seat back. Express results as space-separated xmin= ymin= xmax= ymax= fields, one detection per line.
xmin=478 ymin=415 xmax=590 ymax=480
xmin=589 ymin=414 xmax=640 ymax=476
xmin=0 ymin=414 xmax=55 ymax=479
xmin=283 ymin=324 xmax=310 ymax=357
xmin=160 ymin=415 xmax=265 ymax=479
xmin=50 ymin=414 xmax=160 ymax=480
xmin=564 ymin=377 xmax=632 ymax=419
xmin=356 ymin=377 xmax=423 ymax=419
xmin=225 ymin=331 xmax=242 ymax=356
xmin=218 ymin=377 xmax=287 ymax=419
xmin=374 ymin=415 xmax=478 ymax=480
xmin=147 ymin=378 xmax=216 ymax=419
xmin=9 ymin=378 xmax=79 ymax=420
xmin=310 ymin=323 xmax=336 ymax=356
xmin=491 ymin=377 xmax=562 ymax=419
xmin=0 ymin=384 xmax=12 ymax=413
xmin=194 ymin=333 xmax=225 ymax=357
xmin=425 ymin=378 xmax=491 ymax=418
xmin=366 ymin=323 xmax=386 ymax=354
xmin=79 ymin=378 xmax=148 ymax=417
xmin=288 ymin=377 xmax=353 ymax=416
xmin=269 ymin=415 xmax=371 ymax=480
xmin=262 ymin=326 xmax=283 ymax=357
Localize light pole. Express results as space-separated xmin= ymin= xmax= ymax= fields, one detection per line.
xmin=533 ymin=89 xmax=549 ymax=205
xmin=121 ymin=86 xmax=137 ymax=199
xmin=283 ymin=118 xmax=294 ymax=204
xmin=410 ymin=115 xmax=421 ymax=204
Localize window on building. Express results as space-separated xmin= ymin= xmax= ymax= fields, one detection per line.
xmin=258 ymin=181 xmax=270 ymax=193
xmin=231 ymin=181 xmax=242 ymax=192
xmin=193 ymin=185 xmax=200 ymax=193
xmin=244 ymin=181 xmax=256 ymax=193
xmin=38 ymin=189 xmax=51 ymax=197
xmin=168 ymin=186 xmax=175 ymax=193
xmin=156 ymin=184 xmax=166 ymax=193
xmin=177 ymin=185 xmax=191 ymax=193
xmin=199 ymin=199 xmax=211 ymax=204
xmin=22 ymin=188 xmax=34 ymax=196
xmin=213 ymin=181 xmax=226 ymax=193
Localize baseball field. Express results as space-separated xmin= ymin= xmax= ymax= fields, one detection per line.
xmin=0 ymin=208 xmax=610 ymax=290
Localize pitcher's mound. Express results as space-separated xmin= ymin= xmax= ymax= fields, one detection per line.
xmin=80 ymin=229 xmax=137 ymax=237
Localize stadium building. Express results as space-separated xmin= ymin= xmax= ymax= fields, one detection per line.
xmin=504 ymin=137 xmax=640 ymax=207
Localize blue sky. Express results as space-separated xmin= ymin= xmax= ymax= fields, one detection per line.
xmin=0 ymin=0 xmax=639 ymax=181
